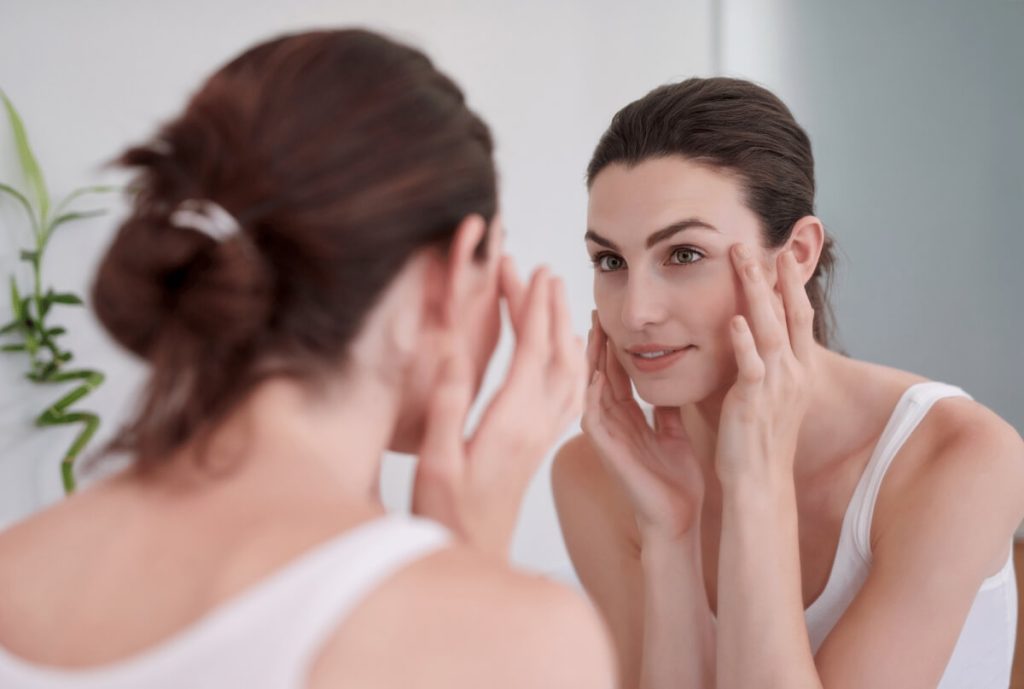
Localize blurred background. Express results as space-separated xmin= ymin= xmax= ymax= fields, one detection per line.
xmin=1 ymin=0 xmax=1021 ymax=584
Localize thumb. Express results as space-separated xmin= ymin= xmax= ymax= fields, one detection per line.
xmin=652 ymin=406 xmax=688 ymax=439
xmin=414 ymin=346 xmax=473 ymax=516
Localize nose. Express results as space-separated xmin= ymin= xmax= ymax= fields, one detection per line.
xmin=620 ymin=270 xmax=668 ymax=332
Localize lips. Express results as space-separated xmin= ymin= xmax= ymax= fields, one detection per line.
xmin=625 ymin=344 xmax=695 ymax=372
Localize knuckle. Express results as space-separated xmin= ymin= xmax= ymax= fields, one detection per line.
xmin=760 ymin=332 xmax=784 ymax=352
xmin=792 ymin=305 xmax=814 ymax=327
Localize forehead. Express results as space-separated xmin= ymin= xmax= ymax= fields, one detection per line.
xmin=587 ymin=157 xmax=761 ymax=244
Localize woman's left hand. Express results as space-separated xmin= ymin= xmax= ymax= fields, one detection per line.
xmin=412 ymin=259 xmax=586 ymax=558
xmin=714 ymin=245 xmax=816 ymax=488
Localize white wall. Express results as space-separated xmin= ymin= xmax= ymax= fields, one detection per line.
xmin=0 ymin=0 xmax=714 ymax=579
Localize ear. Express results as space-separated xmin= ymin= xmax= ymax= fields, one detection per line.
xmin=422 ymin=214 xmax=503 ymax=330
xmin=783 ymin=215 xmax=825 ymax=286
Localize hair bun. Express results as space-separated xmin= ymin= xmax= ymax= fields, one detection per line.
xmin=93 ymin=212 xmax=272 ymax=360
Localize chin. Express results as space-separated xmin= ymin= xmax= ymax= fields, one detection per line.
xmin=633 ymin=380 xmax=706 ymax=407
xmin=631 ymin=368 xmax=726 ymax=408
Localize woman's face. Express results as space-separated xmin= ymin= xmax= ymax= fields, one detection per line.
xmin=586 ymin=156 xmax=767 ymax=407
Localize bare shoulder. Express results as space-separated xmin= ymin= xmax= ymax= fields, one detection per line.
xmin=310 ymin=543 xmax=616 ymax=689
xmin=889 ymin=394 xmax=1023 ymax=508
xmin=551 ymin=434 xmax=636 ymax=539
xmin=923 ymin=395 xmax=1024 ymax=508
xmin=874 ymin=392 xmax=1024 ymax=569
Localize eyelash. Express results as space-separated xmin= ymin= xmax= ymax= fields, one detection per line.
xmin=590 ymin=246 xmax=706 ymax=272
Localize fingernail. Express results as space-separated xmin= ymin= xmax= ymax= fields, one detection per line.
xmin=736 ymin=244 xmax=751 ymax=259
xmin=745 ymin=263 xmax=761 ymax=280
xmin=591 ymin=370 xmax=600 ymax=384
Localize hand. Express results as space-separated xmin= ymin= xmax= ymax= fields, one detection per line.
xmin=581 ymin=314 xmax=704 ymax=542
xmin=412 ymin=258 xmax=586 ymax=557
xmin=715 ymin=246 xmax=815 ymax=489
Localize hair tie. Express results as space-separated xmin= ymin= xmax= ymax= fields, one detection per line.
xmin=170 ymin=200 xmax=240 ymax=242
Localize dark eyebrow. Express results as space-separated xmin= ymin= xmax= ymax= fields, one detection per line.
xmin=585 ymin=218 xmax=719 ymax=252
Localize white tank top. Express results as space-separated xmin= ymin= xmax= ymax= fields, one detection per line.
xmin=803 ymin=381 xmax=1018 ymax=688
xmin=0 ymin=513 xmax=452 ymax=688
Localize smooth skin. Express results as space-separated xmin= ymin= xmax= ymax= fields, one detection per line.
xmin=553 ymin=157 xmax=1024 ymax=689
xmin=0 ymin=216 xmax=614 ymax=689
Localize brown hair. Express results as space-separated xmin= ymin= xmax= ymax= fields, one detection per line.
xmin=587 ymin=77 xmax=839 ymax=348
xmin=93 ymin=29 xmax=497 ymax=470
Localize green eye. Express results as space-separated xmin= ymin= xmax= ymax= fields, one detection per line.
xmin=669 ymin=247 xmax=703 ymax=265
xmin=595 ymin=254 xmax=625 ymax=272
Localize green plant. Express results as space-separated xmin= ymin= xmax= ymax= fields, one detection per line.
xmin=0 ymin=90 xmax=113 ymax=494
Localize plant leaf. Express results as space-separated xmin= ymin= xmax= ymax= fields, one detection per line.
xmin=0 ymin=182 xmax=39 ymax=236
xmin=49 ymin=293 xmax=84 ymax=306
xmin=0 ymin=91 xmax=50 ymax=224
xmin=0 ymin=319 xmax=19 ymax=335
xmin=9 ymin=277 xmax=24 ymax=320
xmin=54 ymin=185 xmax=118 ymax=217
xmin=45 ymin=209 xmax=107 ymax=240
xmin=1 ymin=343 xmax=27 ymax=352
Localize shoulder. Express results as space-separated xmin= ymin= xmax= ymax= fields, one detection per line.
xmin=310 ymin=543 xmax=616 ymax=689
xmin=551 ymin=433 xmax=626 ymax=511
xmin=551 ymin=433 xmax=601 ymax=496
xmin=924 ymin=395 xmax=1023 ymax=515
xmin=551 ymin=434 xmax=638 ymax=545
xmin=873 ymin=392 xmax=1023 ymax=571
xmin=890 ymin=394 xmax=1023 ymax=516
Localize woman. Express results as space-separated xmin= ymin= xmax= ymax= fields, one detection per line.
xmin=553 ymin=77 xmax=1023 ymax=689
xmin=0 ymin=30 xmax=614 ymax=688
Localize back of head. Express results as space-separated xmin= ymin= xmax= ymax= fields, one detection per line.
xmin=93 ymin=29 xmax=497 ymax=470
xmin=587 ymin=77 xmax=839 ymax=347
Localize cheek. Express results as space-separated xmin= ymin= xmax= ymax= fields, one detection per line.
xmin=592 ymin=276 xmax=621 ymax=332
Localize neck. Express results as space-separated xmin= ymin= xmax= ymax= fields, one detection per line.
xmin=683 ymin=345 xmax=856 ymax=487
xmin=151 ymin=372 xmax=401 ymax=512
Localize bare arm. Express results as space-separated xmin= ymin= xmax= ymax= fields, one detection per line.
xmin=717 ymin=415 xmax=1023 ymax=689
xmin=715 ymin=244 xmax=1024 ymax=689
xmin=553 ymin=435 xmax=715 ymax=689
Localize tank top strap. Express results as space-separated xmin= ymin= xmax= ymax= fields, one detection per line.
xmin=0 ymin=513 xmax=453 ymax=689
xmin=263 ymin=512 xmax=454 ymax=682
xmin=849 ymin=381 xmax=972 ymax=563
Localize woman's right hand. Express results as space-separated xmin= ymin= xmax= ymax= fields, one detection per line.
xmin=580 ymin=315 xmax=704 ymax=542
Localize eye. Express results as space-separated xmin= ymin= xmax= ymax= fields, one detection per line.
xmin=668 ymin=247 xmax=704 ymax=265
xmin=593 ymin=253 xmax=626 ymax=272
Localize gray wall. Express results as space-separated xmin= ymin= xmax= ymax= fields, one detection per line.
xmin=723 ymin=0 xmax=1024 ymax=434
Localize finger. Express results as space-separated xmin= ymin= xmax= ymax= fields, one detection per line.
xmin=729 ymin=315 xmax=765 ymax=393
xmin=586 ymin=319 xmax=600 ymax=380
xmin=594 ymin=314 xmax=608 ymax=377
xmin=417 ymin=348 xmax=473 ymax=489
xmin=582 ymin=369 xmax=609 ymax=435
xmin=500 ymin=255 xmax=527 ymax=327
xmin=604 ymin=340 xmax=634 ymax=403
xmin=509 ymin=264 xmax=544 ymax=341
xmin=551 ymin=276 xmax=575 ymax=363
xmin=777 ymin=249 xmax=816 ymax=363
xmin=731 ymin=243 xmax=788 ymax=360
xmin=550 ymin=276 xmax=586 ymax=413
xmin=505 ymin=268 xmax=552 ymax=384
xmin=652 ymin=406 xmax=686 ymax=438
xmin=568 ymin=335 xmax=587 ymax=418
